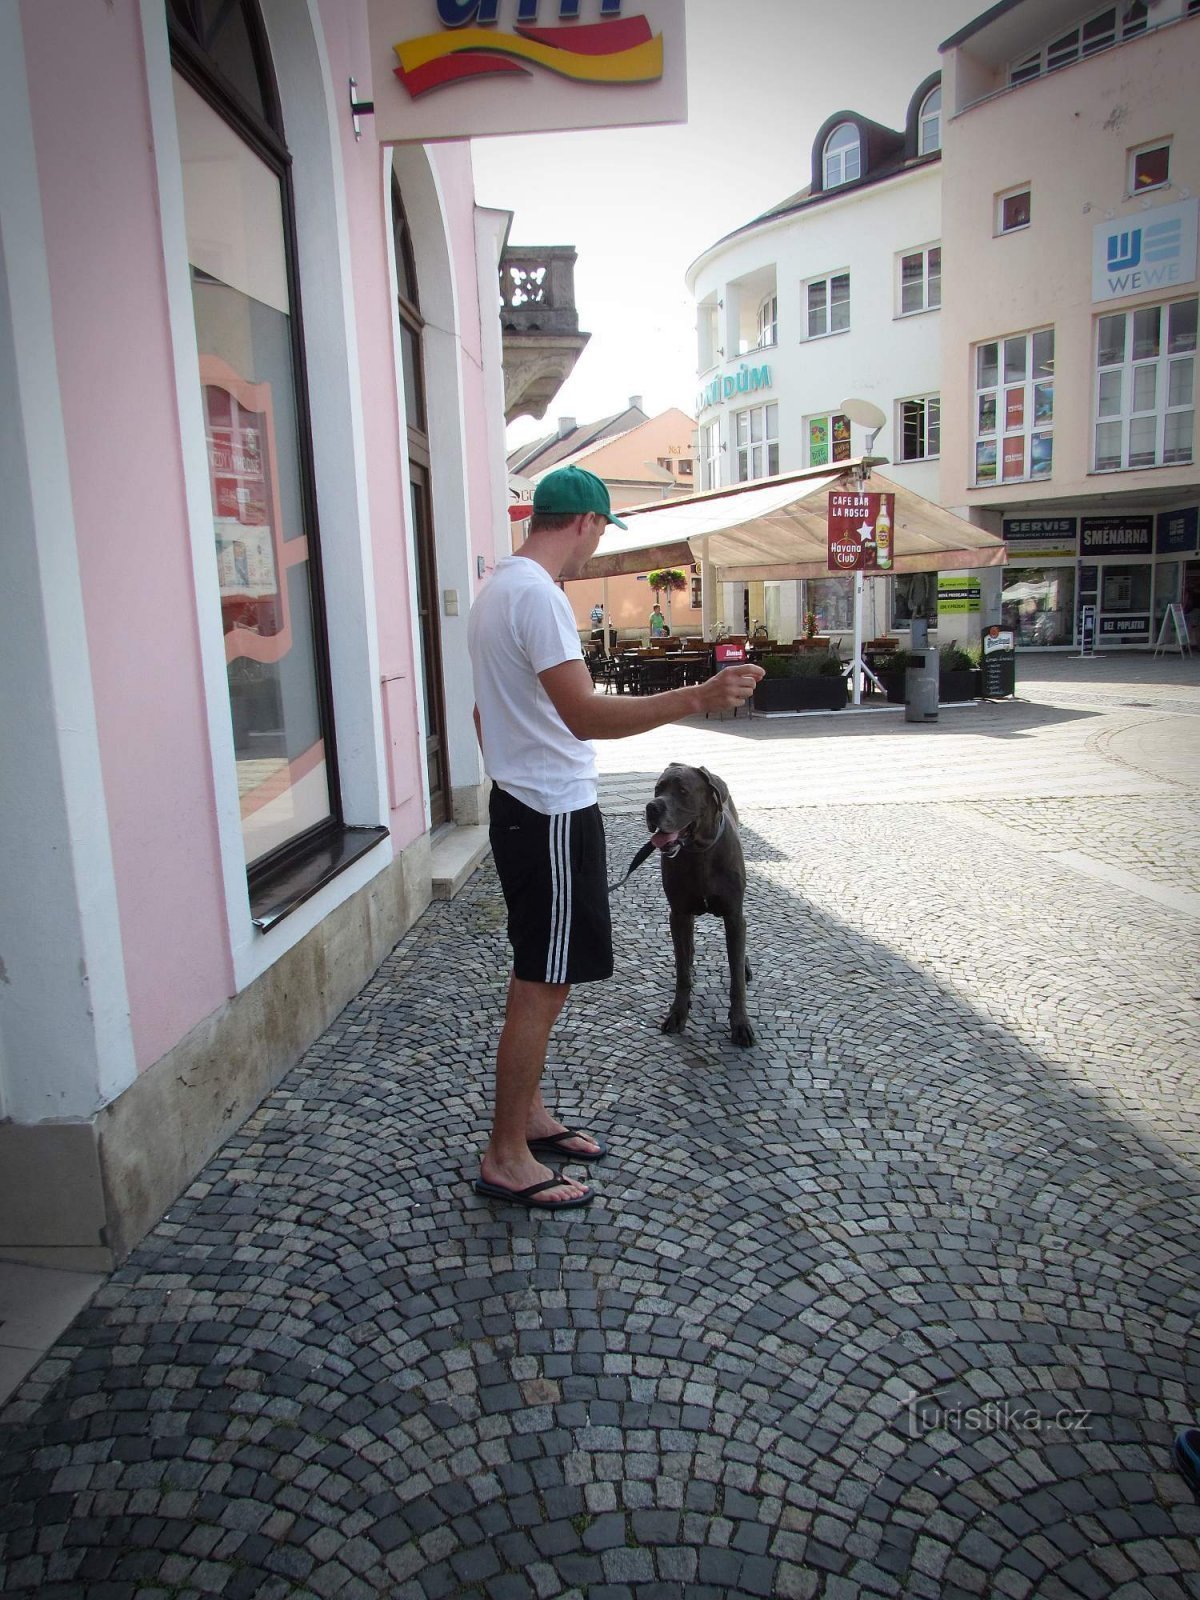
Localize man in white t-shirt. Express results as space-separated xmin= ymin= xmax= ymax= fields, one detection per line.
xmin=468 ymin=465 xmax=763 ymax=1210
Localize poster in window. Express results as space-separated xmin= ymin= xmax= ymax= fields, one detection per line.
xmin=975 ymin=440 xmax=997 ymax=484
xmin=201 ymin=354 xmax=300 ymax=666
xmin=977 ymin=393 xmax=997 ymax=434
xmin=1005 ymin=387 xmax=1025 ymax=430
xmin=809 ymin=418 xmax=830 ymax=467
xmin=1030 ymin=433 xmax=1053 ymax=479
xmin=1034 ymin=382 xmax=1054 ymax=423
xmin=1002 ymin=436 xmax=1026 ymax=479
xmin=831 ymin=413 xmax=851 ymax=462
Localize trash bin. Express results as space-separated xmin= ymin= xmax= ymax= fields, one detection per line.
xmin=905 ymin=648 xmax=939 ymax=722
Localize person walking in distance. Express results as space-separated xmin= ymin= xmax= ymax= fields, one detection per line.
xmin=468 ymin=465 xmax=763 ymax=1209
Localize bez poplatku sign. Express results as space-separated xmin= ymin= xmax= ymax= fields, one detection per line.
xmin=827 ymin=491 xmax=895 ymax=573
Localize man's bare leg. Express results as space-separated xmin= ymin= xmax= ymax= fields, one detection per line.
xmin=480 ymin=975 xmax=589 ymax=1200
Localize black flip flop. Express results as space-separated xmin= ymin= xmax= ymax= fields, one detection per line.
xmin=473 ymin=1173 xmax=594 ymax=1209
xmin=527 ymin=1129 xmax=608 ymax=1163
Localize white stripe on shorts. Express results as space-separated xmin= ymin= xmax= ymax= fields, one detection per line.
xmin=545 ymin=811 xmax=572 ymax=983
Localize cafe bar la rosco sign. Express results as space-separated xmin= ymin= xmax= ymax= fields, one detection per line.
xmin=366 ymin=0 xmax=687 ymax=142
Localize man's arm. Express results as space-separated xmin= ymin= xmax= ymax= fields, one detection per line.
xmin=538 ymin=658 xmax=763 ymax=741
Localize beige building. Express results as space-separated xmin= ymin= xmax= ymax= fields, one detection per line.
xmin=516 ymin=406 xmax=701 ymax=637
xmin=940 ymin=0 xmax=1200 ymax=649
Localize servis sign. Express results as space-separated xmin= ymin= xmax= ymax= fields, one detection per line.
xmin=366 ymin=0 xmax=687 ymax=143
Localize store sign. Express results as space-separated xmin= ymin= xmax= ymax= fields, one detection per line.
xmin=981 ymin=627 xmax=1016 ymax=698
xmin=1003 ymin=517 xmax=1078 ymax=559
xmin=367 ymin=0 xmax=686 ymax=143
xmin=1156 ymin=506 xmax=1199 ymax=555
xmin=827 ymin=491 xmax=894 ymax=572
xmin=938 ymin=576 xmax=981 ymax=614
xmin=1080 ymin=516 xmax=1153 ymax=557
xmin=695 ymin=363 xmax=771 ymax=413
xmin=1092 ymin=197 xmax=1199 ymax=303
xmin=1100 ymin=614 xmax=1151 ymax=636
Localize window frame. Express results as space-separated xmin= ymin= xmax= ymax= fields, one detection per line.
xmin=169 ymin=0 xmax=351 ymax=907
xmin=804 ymin=271 xmax=851 ymax=340
xmin=972 ymin=327 xmax=1055 ymax=488
xmin=732 ymin=401 xmax=780 ymax=483
xmin=756 ymin=293 xmax=778 ymax=350
xmin=898 ymin=395 xmax=941 ymax=462
xmin=1008 ymin=2 xmax=1148 ymax=84
xmin=1093 ymin=297 xmax=1196 ymax=473
xmin=918 ymin=86 xmax=942 ymax=155
xmin=700 ymin=420 xmax=722 ymax=492
xmin=823 ymin=122 xmax=861 ymax=189
xmin=996 ymin=186 xmax=1032 ymax=235
xmin=897 ymin=244 xmax=941 ymax=317
xmin=805 ymin=411 xmax=852 ymax=469
xmin=1127 ymin=140 xmax=1171 ymax=196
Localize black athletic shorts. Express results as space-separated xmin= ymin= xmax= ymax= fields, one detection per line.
xmin=489 ymin=785 xmax=614 ymax=985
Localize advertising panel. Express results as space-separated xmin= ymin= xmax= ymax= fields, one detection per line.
xmin=367 ymin=0 xmax=687 ymax=143
xmin=1080 ymin=516 xmax=1154 ymax=557
xmin=1003 ymin=517 xmax=1078 ymax=559
xmin=1092 ymin=197 xmax=1199 ymax=303
xmin=827 ymin=491 xmax=895 ymax=572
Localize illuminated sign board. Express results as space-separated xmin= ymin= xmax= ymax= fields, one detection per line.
xmin=366 ymin=0 xmax=686 ymax=143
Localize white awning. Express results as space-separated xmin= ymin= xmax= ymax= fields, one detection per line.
xmin=580 ymin=462 xmax=1006 ymax=581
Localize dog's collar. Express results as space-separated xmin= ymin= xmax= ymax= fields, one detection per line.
xmin=607 ymin=809 xmax=728 ymax=895
xmin=686 ymin=810 xmax=727 ymax=852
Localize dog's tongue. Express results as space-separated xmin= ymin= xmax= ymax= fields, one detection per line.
xmin=650 ymin=829 xmax=680 ymax=850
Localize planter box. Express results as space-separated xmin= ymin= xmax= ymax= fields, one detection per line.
xmin=938 ymin=669 xmax=982 ymax=702
xmin=753 ymin=675 xmax=847 ymax=713
xmin=879 ymin=669 xmax=906 ymax=704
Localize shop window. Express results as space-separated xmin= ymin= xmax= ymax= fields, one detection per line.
xmin=170 ymin=0 xmax=343 ymax=886
xmin=892 ymin=573 xmax=937 ymax=631
xmin=1094 ymin=298 xmax=1196 ymax=471
xmin=919 ymin=87 xmax=942 ymax=155
xmin=734 ymin=402 xmax=779 ymax=482
xmin=898 ymin=246 xmax=941 ymax=315
xmin=805 ymin=272 xmax=850 ymax=339
xmin=1001 ymin=567 xmax=1076 ymax=646
xmin=973 ymin=328 xmax=1054 ymax=486
xmin=899 ymin=396 xmax=941 ymax=461
xmin=823 ymin=123 xmax=861 ymax=189
xmin=807 ymin=412 xmax=851 ymax=468
xmin=1129 ymin=141 xmax=1170 ymax=194
xmin=996 ymin=187 xmax=1031 ymax=235
xmin=805 ymin=577 xmax=853 ymax=632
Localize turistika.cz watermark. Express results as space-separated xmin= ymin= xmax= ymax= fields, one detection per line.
xmin=906 ymin=1391 xmax=1092 ymax=1440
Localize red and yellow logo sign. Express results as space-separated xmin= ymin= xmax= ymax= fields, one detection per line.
xmin=392 ymin=16 xmax=664 ymax=96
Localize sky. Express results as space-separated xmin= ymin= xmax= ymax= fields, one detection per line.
xmin=470 ymin=0 xmax=984 ymax=451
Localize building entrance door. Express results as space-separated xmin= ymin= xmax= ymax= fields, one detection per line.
xmin=410 ymin=464 xmax=450 ymax=827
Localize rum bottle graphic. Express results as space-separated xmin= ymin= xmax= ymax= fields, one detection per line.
xmin=875 ymin=500 xmax=892 ymax=570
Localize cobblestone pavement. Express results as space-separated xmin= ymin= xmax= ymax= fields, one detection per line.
xmin=2 ymin=655 xmax=1199 ymax=1600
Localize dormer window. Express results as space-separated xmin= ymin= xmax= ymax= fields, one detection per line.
xmin=823 ymin=123 xmax=861 ymax=189
xmin=919 ymin=86 xmax=941 ymax=154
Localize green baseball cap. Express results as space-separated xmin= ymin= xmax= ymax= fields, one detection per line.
xmin=532 ymin=465 xmax=627 ymax=529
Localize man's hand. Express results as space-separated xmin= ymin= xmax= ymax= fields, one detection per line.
xmin=695 ymin=664 xmax=764 ymax=712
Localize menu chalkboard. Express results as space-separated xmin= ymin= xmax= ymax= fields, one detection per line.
xmin=981 ymin=628 xmax=1016 ymax=698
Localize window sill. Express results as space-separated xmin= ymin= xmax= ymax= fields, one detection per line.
xmin=1088 ymin=459 xmax=1194 ymax=475
xmin=250 ymin=824 xmax=389 ymax=933
xmin=802 ymin=327 xmax=851 ymax=342
xmin=995 ymin=223 xmax=1031 ymax=237
xmin=895 ymin=306 xmax=941 ymax=319
xmin=970 ymin=477 xmax=1052 ymax=489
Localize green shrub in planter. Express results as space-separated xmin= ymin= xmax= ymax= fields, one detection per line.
xmin=761 ymin=650 xmax=843 ymax=679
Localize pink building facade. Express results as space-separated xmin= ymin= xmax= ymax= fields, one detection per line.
xmin=0 ymin=0 xmax=513 ymax=1266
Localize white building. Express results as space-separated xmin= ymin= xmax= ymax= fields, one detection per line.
xmin=686 ymin=77 xmax=945 ymax=642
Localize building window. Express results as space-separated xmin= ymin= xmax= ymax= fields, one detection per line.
xmin=657 ymin=456 xmax=675 ymax=474
xmin=973 ymin=328 xmax=1054 ymax=486
xmin=919 ymin=86 xmax=942 ymax=154
xmin=1094 ymin=298 xmax=1196 ymax=471
xmin=996 ymin=187 xmax=1031 ymax=234
xmin=823 ymin=123 xmax=861 ymax=189
xmin=1129 ymin=141 xmax=1170 ymax=194
xmin=805 ymin=273 xmax=850 ymax=338
xmin=807 ymin=412 xmax=851 ymax=468
xmin=900 ymin=396 xmax=941 ymax=461
xmin=698 ymin=300 xmax=719 ymax=372
xmin=734 ymin=402 xmax=779 ymax=481
xmin=898 ymin=246 xmax=941 ymax=315
xmin=170 ymin=0 xmax=342 ymax=879
xmin=757 ymin=294 xmax=778 ymax=349
xmin=677 ymin=457 xmax=694 ymax=477
xmin=700 ymin=421 xmax=721 ymax=491
xmin=1009 ymin=3 xmax=1148 ymax=83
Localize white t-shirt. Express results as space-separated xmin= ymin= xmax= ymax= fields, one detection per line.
xmin=467 ymin=555 xmax=597 ymax=815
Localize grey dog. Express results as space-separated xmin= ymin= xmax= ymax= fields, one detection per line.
xmin=645 ymin=763 xmax=754 ymax=1048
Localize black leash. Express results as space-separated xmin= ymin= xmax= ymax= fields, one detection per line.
xmin=607 ymin=839 xmax=656 ymax=894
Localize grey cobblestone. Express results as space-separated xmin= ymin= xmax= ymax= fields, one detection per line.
xmin=1 ymin=655 xmax=1198 ymax=1598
